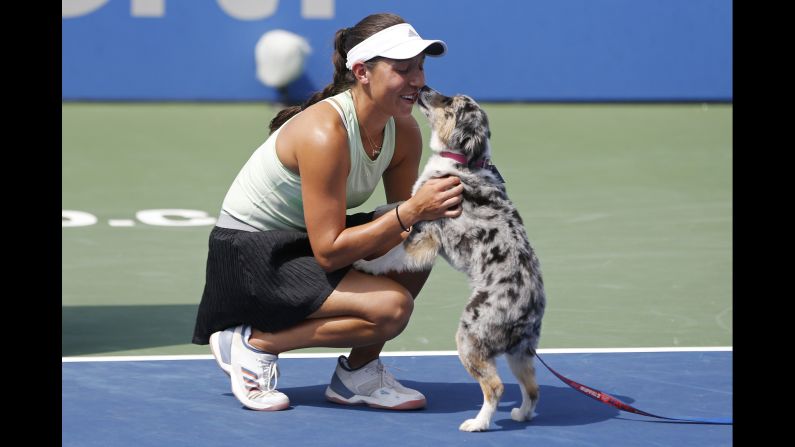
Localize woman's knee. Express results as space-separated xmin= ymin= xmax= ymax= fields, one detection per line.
xmin=372 ymin=286 xmax=414 ymax=338
xmin=321 ymin=270 xmax=415 ymax=338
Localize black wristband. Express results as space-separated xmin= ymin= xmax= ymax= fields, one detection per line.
xmin=395 ymin=204 xmax=412 ymax=232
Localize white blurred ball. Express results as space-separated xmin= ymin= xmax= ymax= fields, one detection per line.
xmin=255 ymin=30 xmax=312 ymax=88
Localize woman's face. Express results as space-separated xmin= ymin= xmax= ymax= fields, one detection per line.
xmin=366 ymin=54 xmax=426 ymax=117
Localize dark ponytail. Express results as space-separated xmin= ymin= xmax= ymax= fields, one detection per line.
xmin=268 ymin=13 xmax=406 ymax=134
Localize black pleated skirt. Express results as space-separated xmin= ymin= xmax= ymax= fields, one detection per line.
xmin=192 ymin=212 xmax=373 ymax=345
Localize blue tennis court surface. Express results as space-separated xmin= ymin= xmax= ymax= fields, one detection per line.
xmin=62 ymin=350 xmax=731 ymax=446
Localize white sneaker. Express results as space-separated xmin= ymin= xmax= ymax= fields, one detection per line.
xmin=209 ymin=327 xmax=233 ymax=376
xmin=229 ymin=325 xmax=290 ymax=411
xmin=325 ymin=356 xmax=426 ymax=410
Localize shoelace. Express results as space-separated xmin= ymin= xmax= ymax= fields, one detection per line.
xmin=254 ymin=359 xmax=279 ymax=393
xmin=375 ymin=361 xmax=400 ymax=389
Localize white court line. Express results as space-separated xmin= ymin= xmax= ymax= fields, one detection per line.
xmin=62 ymin=346 xmax=732 ymax=363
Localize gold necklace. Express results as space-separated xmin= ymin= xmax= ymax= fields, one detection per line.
xmin=360 ymin=124 xmax=383 ymax=158
xmin=351 ymin=90 xmax=382 ymax=158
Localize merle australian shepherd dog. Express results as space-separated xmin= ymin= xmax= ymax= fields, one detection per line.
xmin=354 ymin=86 xmax=547 ymax=432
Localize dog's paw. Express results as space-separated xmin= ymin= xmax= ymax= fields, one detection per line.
xmin=352 ymin=242 xmax=410 ymax=275
xmin=459 ymin=418 xmax=490 ymax=432
xmin=511 ymin=407 xmax=532 ymax=422
xmin=352 ymin=259 xmax=378 ymax=274
xmin=353 ymin=257 xmax=398 ymax=275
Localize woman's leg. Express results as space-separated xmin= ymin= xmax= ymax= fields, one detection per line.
xmin=345 ymin=269 xmax=430 ymax=367
xmin=249 ymin=268 xmax=431 ymax=368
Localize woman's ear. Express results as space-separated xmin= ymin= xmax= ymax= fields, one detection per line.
xmin=351 ymin=62 xmax=369 ymax=84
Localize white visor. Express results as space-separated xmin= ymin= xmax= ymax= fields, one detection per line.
xmin=345 ymin=23 xmax=447 ymax=70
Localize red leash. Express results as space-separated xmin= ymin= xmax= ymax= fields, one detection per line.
xmin=533 ymin=353 xmax=732 ymax=424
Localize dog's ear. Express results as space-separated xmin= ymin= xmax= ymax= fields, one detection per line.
xmin=451 ymin=98 xmax=490 ymax=161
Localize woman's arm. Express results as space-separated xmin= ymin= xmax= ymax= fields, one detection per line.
xmin=285 ymin=104 xmax=462 ymax=272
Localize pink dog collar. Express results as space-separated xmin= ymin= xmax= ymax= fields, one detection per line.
xmin=440 ymin=151 xmax=490 ymax=168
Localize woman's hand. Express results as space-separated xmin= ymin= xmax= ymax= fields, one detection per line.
xmin=400 ymin=176 xmax=464 ymax=226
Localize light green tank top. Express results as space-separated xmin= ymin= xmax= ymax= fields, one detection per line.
xmin=220 ymin=89 xmax=395 ymax=231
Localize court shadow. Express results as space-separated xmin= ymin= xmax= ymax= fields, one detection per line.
xmin=62 ymin=304 xmax=199 ymax=356
xmin=278 ymin=381 xmax=626 ymax=428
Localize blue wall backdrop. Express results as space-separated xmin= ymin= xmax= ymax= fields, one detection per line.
xmin=62 ymin=0 xmax=732 ymax=101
